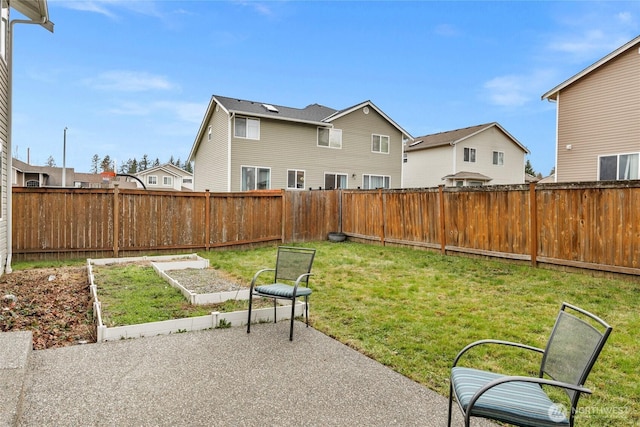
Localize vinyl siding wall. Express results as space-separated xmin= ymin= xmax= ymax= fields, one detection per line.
xmin=556 ymin=46 xmax=640 ymax=182
xmin=229 ymin=106 xmax=403 ymax=191
xmin=453 ymin=127 xmax=526 ymax=184
xmin=403 ymin=145 xmax=453 ymax=188
xmin=192 ymin=104 xmax=230 ymax=192
xmin=0 ymin=49 xmax=8 ymax=274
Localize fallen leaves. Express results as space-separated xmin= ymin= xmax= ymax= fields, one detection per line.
xmin=0 ymin=266 xmax=95 ymax=350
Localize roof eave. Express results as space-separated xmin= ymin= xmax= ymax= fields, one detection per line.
xmin=11 ymin=0 xmax=54 ymax=32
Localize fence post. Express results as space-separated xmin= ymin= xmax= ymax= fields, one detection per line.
xmin=529 ymin=182 xmax=538 ymax=267
xmin=205 ymin=190 xmax=211 ymax=251
xmin=281 ymin=189 xmax=286 ymax=243
xmin=439 ymin=185 xmax=446 ymax=254
xmin=378 ymin=188 xmax=385 ymax=245
xmin=113 ymin=184 xmax=120 ymax=258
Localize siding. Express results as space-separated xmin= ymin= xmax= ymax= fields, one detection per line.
xmin=229 ymin=106 xmax=403 ymax=191
xmin=0 ymin=52 xmax=8 ymax=274
xmin=193 ymin=104 xmax=230 ymax=192
xmin=556 ymin=46 xmax=640 ymax=182
xmin=454 ymin=127 xmax=525 ymax=184
xmin=403 ymin=145 xmax=452 ymax=188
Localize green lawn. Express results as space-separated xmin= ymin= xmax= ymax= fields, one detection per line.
xmin=202 ymin=241 xmax=639 ymax=427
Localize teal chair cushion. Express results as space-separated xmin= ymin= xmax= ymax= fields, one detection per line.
xmin=451 ymin=367 xmax=569 ymax=427
xmin=255 ymin=283 xmax=312 ymax=298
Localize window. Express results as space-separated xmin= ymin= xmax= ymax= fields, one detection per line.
xmin=599 ymin=153 xmax=639 ymax=181
xmin=464 ymin=147 xmax=476 ymax=163
xmin=317 ymin=128 xmax=342 ymax=148
xmin=492 ymin=151 xmax=504 ymax=165
xmin=163 ymin=176 xmax=173 ymax=186
xmin=234 ymin=117 xmax=260 ymax=140
xmin=324 ymin=173 xmax=347 ymax=190
xmin=287 ymin=169 xmax=306 ymax=189
xmin=241 ymin=166 xmax=270 ymax=191
xmin=363 ymin=174 xmax=390 ymax=189
xmin=372 ymin=134 xmax=389 ymax=154
xmin=147 ymin=176 xmax=157 ymax=185
xmin=182 ymin=178 xmax=192 ymax=184
xmin=26 ymin=180 xmax=39 ymax=187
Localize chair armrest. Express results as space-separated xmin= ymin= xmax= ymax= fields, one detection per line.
xmin=453 ymin=339 xmax=544 ymax=367
xmin=292 ymin=273 xmax=313 ymax=293
xmin=250 ymin=268 xmax=275 ymax=290
xmin=465 ymin=375 xmax=592 ymax=424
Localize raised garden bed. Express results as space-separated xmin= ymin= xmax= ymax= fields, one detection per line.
xmin=89 ymin=254 xmax=306 ymax=342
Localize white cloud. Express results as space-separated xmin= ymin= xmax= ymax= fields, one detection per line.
xmin=83 ymin=70 xmax=176 ymax=92
xmin=483 ymin=69 xmax=556 ymax=108
xmin=55 ymin=0 xmax=163 ymax=19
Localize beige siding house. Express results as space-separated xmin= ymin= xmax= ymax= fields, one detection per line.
xmin=403 ymin=123 xmax=529 ymax=188
xmin=2 ymin=0 xmax=53 ymax=275
xmin=187 ymin=95 xmax=411 ymax=192
xmin=542 ymin=35 xmax=640 ymax=183
xmin=134 ymin=163 xmax=193 ymax=191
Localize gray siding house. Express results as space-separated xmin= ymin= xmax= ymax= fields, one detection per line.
xmin=404 ymin=122 xmax=529 ymax=188
xmin=1 ymin=0 xmax=53 ymax=275
xmin=542 ymin=35 xmax=640 ymax=183
xmin=187 ymin=95 xmax=411 ymax=192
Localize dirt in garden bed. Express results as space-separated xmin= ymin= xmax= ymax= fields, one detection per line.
xmin=0 ymin=266 xmax=95 ymax=350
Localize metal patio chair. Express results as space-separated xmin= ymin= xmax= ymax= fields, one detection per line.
xmin=246 ymin=246 xmax=316 ymax=340
xmin=447 ymin=302 xmax=612 ymax=427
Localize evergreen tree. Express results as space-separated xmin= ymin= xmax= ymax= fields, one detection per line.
xmin=100 ymin=155 xmax=113 ymax=172
xmin=153 ymin=158 xmax=160 ymax=167
xmin=525 ymin=159 xmax=535 ymax=176
xmin=184 ymin=162 xmax=193 ymax=173
xmin=139 ymin=154 xmax=149 ymax=171
xmin=91 ymin=154 xmax=100 ymax=173
xmin=129 ymin=159 xmax=138 ymax=174
xmin=46 ymin=156 xmax=56 ymax=167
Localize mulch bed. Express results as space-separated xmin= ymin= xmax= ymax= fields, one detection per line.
xmin=0 ymin=266 xmax=95 ymax=350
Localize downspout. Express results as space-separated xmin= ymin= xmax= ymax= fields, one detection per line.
xmin=5 ymin=15 xmax=52 ymax=273
xmin=228 ymin=112 xmax=234 ymax=192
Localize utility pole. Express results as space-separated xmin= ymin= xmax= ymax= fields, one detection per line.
xmin=62 ymin=127 xmax=67 ymax=187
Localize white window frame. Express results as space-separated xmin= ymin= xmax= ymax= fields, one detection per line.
xmin=464 ymin=147 xmax=476 ymax=163
xmin=234 ymin=117 xmax=260 ymax=140
xmin=287 ymin=169 xmax=306 ymax=189
xmin=317 ymin=127 xmax=342 ymax=149
xmin=324 ymin=172 xmax=348 ymax=190
xmin=492 ymin=151 xmax=504 ymax=166
xmin=371 ymin=134 xmax=390 ymax=154
xmin=598 ymin=152 xmax=639 ymax=181
xmin=163 ymin=176 xmax=173 ymax=186
xmin=363 ymin=174 xmax=390 ymax=189
xmin=147 ymin=175 xmax=158 ymax=185
xmin=241 ymin=166 xmax=271 ymax=191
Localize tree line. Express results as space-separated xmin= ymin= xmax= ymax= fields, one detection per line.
xmin=45 ymin=154 xmax=192 ymax=174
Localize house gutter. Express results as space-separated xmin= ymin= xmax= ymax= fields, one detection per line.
xmin=5 ymin=15 xmax=53 ymax=273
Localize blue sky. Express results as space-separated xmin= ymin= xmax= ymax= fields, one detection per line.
xmin=10 ymin=0 xmax=640 ymax=177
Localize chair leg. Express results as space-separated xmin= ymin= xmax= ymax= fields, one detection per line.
xmin=247 ymin=293 xmax=253 ymax=334
xmin=289 ymin=297 xmax=296 ymax=341
xmin=305 ymin=296 xmax=309 ymax=327
xmin=447 ymin=382 xmax=454 ymax=427
xmin=273 ymin=298 xmax=277 ymax=323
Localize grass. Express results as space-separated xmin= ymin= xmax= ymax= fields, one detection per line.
xmin=91 ymin=264 xmax=266 ymax=327
xmin=200 ymin=241 xmax=639 ymax=427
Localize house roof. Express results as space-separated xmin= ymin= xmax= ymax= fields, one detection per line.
xmin=134 ymin=163 xmax=192 ymax=178
xmin=11 ymin=0 xmax=54 ymax=32
xmin=406 ymin=122 xmax=529 ymax=154
xmin=213 ymin=95 xmax=337 ymax=125
xmin=542 ymin=35 xmax=640 ymax=101
xmin=442 ymin=171 xmax=492 ymax=182
xmin=189 ymin=94 xmax=413 ymax=162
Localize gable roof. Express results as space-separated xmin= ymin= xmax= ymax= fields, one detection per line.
xmin=406 ymin=122 xmax=529 ymax=154
xmin=442 ymin=171 xmax=492 ymax=182
xmin=542 ymin=35 xmax=640 ymax=101
xmin=189 ymin=94 xmax=413 ymax=162
xmin=135 ymin=163 xmax=192 ymax=178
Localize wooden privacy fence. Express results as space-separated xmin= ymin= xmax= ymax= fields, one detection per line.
xmin=11 ymin=187 xmax=340 ymax=260
xmin=11 ymin=181 xmax=640 ymax=276
xmin=341 ymin=182 xmax=640 ymax=276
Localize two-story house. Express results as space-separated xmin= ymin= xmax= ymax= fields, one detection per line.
xmin=542 ymin=35 xmax=640 ymax=183
xmin=2 ymin=0 xmax=53 ymax=275
xmin=134 ymin=163 xmax=194 ymax=191
xmin=403 ymin=122 xmax=529 ymax=188
xmin=187 ymin=95 xmax=411 ymax=192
